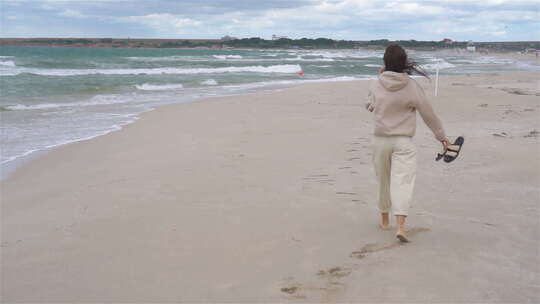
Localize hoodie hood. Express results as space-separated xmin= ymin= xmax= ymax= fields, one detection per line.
xmin=378 ymin=71 xmax=409 ymax=92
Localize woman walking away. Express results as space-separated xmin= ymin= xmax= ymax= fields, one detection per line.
xmin=365 ymin=44 xmax=449 ymax=242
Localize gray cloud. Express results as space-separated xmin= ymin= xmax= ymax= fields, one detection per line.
xmin=1 ymin=0 xmax=539 ymax=41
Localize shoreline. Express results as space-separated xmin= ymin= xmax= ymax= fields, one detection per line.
xmin=2 ymin=71 xmax=539 ymax=302
xmin=0 ymin=75 xmax=373 ymax=180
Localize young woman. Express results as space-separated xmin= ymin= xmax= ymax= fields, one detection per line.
xmin=365 ymin=44 xmax=449 ymax=242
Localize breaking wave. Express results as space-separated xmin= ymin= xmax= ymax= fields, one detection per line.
xmin=2 ymin=64 xmax=303 ymax=76
xmin=136 ymin=83 xmax=184 ymax=91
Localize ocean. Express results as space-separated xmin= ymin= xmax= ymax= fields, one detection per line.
xmin=0 ymin=46 xmax=538 ymax=172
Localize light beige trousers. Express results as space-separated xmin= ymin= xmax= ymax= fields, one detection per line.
xmin=372 ymin=135 xmax=416 ymax=216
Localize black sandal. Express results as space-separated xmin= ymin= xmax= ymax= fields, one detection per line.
xmin=436 ymin=136 xmax=464 ymax=163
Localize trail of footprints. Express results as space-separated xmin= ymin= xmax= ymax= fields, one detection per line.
xmin=284 ymin=137 xmax=428 ymax=299
xmin=280 ymin=227 xmax=431 ymax=300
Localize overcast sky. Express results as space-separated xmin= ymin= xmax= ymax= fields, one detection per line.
xmin=2 ymin=0 xmax=539 ymax=41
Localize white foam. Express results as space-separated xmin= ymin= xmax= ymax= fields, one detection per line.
xmin=136 ymin=83 xmax=184 ymax=91
xmin=0 ymin=61 xmax=16 ymax=67
xmin=0 ymin=69 xmax=20 ymax=76
xmin=454 ymin=56 xmax=514 ymax=65
xmin=213 ymin=55 xmax=243 ymax=60
xmin=422 ymin=59 xmax=457 ymax=70
xmin=1 ymin=115 xmax=139 ymax=166
xmin=286 ymin=56 xmax=335 ymax=62
xmin=126 ymin=56 xmax=189 ymax=62
xmin=201 ymin=79 xmax=218 ymax=86
xmin=364 ymin=64 xmax=382 ymax=68
xmin=301 ymin=50 xmax=383 ymax=59
xmin=5 ymin=64 xmax=302 ymax=76
xmin=204 ymin=56 xmax=335 ymax=62
xmin=220 ymin=75 xmax=371 ymax=91
xmin=6 ymin=94 xmax=134 ymax=110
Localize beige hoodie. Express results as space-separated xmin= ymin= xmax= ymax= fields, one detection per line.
xmin=366 ymin=71 xmax=446 ymax=141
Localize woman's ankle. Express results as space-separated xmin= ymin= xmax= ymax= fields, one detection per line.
xmin=381 ymin=212 xmax=390 ymax=225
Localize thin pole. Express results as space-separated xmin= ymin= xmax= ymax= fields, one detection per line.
xmin=435 ymin=66 xmax=440 ymax=97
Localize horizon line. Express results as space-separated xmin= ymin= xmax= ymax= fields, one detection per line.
xmin=1 ymin=37 xmax=539 ymax=43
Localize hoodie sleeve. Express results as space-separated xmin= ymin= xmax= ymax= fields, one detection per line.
xmin=414 ymin=81 xmax=446 ymax=141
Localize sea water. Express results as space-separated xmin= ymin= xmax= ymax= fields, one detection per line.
xmin=0 ymin=46 xmax=538 ymax=173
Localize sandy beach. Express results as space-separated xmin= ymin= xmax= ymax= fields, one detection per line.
xmin=1 ymin=71 xmax=539 ymax=302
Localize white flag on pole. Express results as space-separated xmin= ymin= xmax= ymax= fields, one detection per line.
xmin=435 ymin=64 xmax=440 ymax=97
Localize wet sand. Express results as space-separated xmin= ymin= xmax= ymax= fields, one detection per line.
xmin=1 ymin=71 xmax=539 ymax=302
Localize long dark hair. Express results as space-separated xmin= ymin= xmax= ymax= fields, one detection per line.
xmin=383 ymin=44 xmax=429 ymax=78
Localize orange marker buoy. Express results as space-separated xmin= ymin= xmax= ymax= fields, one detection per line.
xmin=297 ymin=71 xmax=305 ymax=76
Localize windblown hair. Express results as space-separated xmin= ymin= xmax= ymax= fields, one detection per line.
xmin=383 ymin=44 xmax=429 ymax=78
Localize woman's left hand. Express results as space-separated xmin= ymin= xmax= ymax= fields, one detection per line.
xmin=441 ymin=138 xmax=450 ymax=150
xmin=366 ymin=102 xmax=374 ymax=112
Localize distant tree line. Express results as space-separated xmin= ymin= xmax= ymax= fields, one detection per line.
xmin=223 ymin=38 xmax=468 ymax=49
xmin=2 ymin=37 xmax=538 ymax=51
xmin=26 ymin=38 xmax=95 ymax=45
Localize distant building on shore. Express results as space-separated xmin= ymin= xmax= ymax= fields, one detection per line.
xmin=272 ymin=34 xmax=289 ymax=40
xmin=441 ymin=38 xmax=454 ymax=44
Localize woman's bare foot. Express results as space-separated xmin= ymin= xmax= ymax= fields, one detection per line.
xmin=395 ymin=215 xmax=409 ymax=242
xmin=396 ymin=230 xmax=409 ymax=242
xmin=380 ymin=212 xmax=390 ymax=230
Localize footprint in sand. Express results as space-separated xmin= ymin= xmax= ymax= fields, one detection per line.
xmin=280 ymin=285 xmax=307 ymax=299
xmin=303 ymin=174 xmax=329 ymax=178
xmin=336 ymin=191 xmax=357 ymax=195
xmin=524 ymin=130 xmax=539 ymax=138
xmin=350 ymin=227 xmax=431 ymax=259
xmin=317 ymin=266 xmax=352 ymax=279
xmin=501 ymin=88 xmax=540 ymax=96
xmin=281 ymin=285 xmax=299 ymax=294
xmin=469 ymin=220 xmax=496 ymax=227
xmin=280 ymin=276 xmax=304 ymax=298
xmin=351 ymin=199 xmax=366 ymax=205
xmin=280 ymin=278 xmax=333 ymax=299
xmin=303 ymin=174 xmax=335 ymax=184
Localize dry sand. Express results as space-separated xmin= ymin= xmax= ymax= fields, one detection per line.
xmin=1 ymin=71 xmax=539 ymax=303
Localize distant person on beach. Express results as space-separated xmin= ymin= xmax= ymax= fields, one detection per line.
xmin=365 ymin=44 xmax=449 ymax=242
